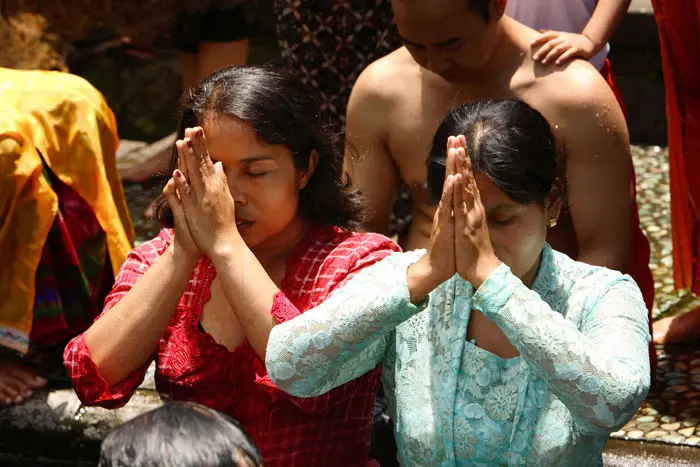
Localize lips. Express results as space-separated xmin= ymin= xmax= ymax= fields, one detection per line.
xmin=235 ymin=219 xmax=254 ymax=232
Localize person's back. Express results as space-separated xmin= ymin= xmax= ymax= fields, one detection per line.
xmin=0 ymin=68 xmax=134 ymax=406
xmin=99 ymin=401 xmax=264 ymax=467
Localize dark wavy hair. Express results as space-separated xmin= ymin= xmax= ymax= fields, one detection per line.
xmin=154 ymin=65 xmax=364 ymax=229
xmin=427 ymin=99 xmax=564 ymax=206
xmin=98 ymin=401 xmax=263 ymax=467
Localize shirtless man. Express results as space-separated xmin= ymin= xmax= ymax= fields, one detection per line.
xmin=346 ymin=0 xmax=649 ymax=294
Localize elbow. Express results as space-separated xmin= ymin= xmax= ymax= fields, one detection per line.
xmin=265 ymin=361 xmax=328 ymax=398
xmin=587 ymin=375 xmax=650 ymax=434
xmin=272 ymin=377 xmax=328 ymax=399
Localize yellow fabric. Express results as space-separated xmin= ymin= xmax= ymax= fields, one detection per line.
xmin=0 ymin=68 xmax=134 ymax=353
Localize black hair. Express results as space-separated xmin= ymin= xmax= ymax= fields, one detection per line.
xmin=468 ymin=0 xmax=492 ymax=22
xmin=154 ymin=65 xmax=364 ymax=230
xmin=427 ymin=99 xmax=562 ymax=206
xmin=98 ymin=401 xmax=263 ymax=467
xmin=392 ymin=0 xmax=494 ymax=22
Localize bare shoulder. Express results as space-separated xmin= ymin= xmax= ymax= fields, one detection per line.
xmin=349 ymin=47 xmax=420 ymax=112
xmin=540 ymin=60 xmax=621 ymax=115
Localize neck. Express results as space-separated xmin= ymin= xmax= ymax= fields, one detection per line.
xmin=251 ymin=217 xmax=310 ymax=271
xmin=520 ymin=250 xmax=544 ymax=289
xmin=455 ymin=17 xmax=525 ymax=85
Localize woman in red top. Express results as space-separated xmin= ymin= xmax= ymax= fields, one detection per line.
xmin=63 ymin=65 xmax=399 ymax=466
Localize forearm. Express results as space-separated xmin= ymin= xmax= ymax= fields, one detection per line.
xmin=84 ymin=246 xmax=196 ymax=385
xmin=212 ymin=245 xmax=279 ymax=361
xmin=582 ymin=0 xmax=631 ymax=53
xmin=473 ymin=264 xmax=650 ymax=433
xmin=266 ymin=250 xmax=428 ymax=396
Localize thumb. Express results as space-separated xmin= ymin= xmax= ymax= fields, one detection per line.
xmin=163 ymin=178 xmax=188 ymax=227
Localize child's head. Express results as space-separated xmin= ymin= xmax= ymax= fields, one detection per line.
xmin=155 ymin=65 xmax=364 ymax=249
xmin=98 ymin=402 xmax=263 ymax=467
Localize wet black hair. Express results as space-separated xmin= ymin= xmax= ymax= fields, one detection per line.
xmin=98 ymin=401 xmax=263 ymax=467
xmin=427 ymin=99 xmax=563 ymax=206
xmin=154 ymin=65 xmax=364 ymax=230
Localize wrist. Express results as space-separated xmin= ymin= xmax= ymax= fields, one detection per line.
xmin=406 ymin=254 xmax=448 ymax=304
xmin=468 ymin=256 xmax=502 ymax=289
xmin=167 ymin=244 xmax=199 ymax=270
xmin=209 ymin=237 xmax=248 ymax=265
xmin=580 ymin=32 xmax=600 ymax=55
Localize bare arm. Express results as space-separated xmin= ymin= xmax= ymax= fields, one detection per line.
xmin=210 ymin=245 xmax=279 ymax=361
xmin=344 ymin=69 xmax=400 ymax=235
xmin=582 ymin=0 xmax=632 ymax=55
xmin=556 ymin=66 xmax=633 ymax=272
xmin=84 ymin=246 xmax=197 ymax=386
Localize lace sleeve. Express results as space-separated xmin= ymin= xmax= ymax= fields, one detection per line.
xmin=472 ymin=263 xmax=651 ymax=435
xmin=266 ymin=250 xmax=428 ymax=397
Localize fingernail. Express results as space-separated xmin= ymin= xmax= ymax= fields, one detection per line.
xmin=186 ymin=139 xmax=193 ymax=148
xmin=35 ymin=376 xmax=47 ymax=385
xmin=174 ymin=169 xmax=182 ymax=178
xmin=197 ymin=128 xmax=204 ymax=136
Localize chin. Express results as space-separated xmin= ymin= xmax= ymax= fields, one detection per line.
xmin=437 ymin=70 xmax=469 ymax=83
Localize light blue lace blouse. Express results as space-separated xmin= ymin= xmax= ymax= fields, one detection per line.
xmin=266 ymin=245 xmax=651 ymax=466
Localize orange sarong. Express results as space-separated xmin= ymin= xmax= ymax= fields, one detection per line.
xmin=652 ymin=0 xmax=700 ymax=296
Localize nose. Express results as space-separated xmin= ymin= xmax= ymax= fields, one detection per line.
xmin=227 ymin=180 xmax=247 ymax=206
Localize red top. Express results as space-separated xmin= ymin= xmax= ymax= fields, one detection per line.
xmin=63 ymin=225 xmax=400 ymax=466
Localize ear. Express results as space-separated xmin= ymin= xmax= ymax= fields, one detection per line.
xmin=544 ymin=181 xmax=563 ymax=225
xmin=299 ymin=150 xmax=319 ymax=190
xmin=492 ymin=0 xmax=507 ymax=20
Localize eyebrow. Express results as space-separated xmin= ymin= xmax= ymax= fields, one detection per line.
xmin=241 ymin=156 xmax=275 ymax=163
xmin=485 ymin=204 xmax=523 ymax=214
xmin=399 ymin=35 xmax=462 ymax=48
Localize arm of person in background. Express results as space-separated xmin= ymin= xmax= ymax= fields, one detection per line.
xmin=531 ymin=0 xmax=632 ymax=65
xmin=553 ymin=65 xmax=633 ymax=273
xmin=344 ymin=64 xmax=401 ymax=235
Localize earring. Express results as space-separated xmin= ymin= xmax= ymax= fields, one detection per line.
xmin=548 ymin=218 xmax=558 ymax=228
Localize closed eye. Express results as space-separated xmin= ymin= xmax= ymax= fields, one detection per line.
xmin=442 ymin=41 xmax=464 ymax=51
xmin=247 ymin=172 xmax=268 ymax=178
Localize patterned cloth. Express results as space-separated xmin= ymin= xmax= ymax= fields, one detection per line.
xmin=64 ymin=225 xmax=400 ymax=467
xmin=274 ymin=0 xmax=400 ymax=130
xmin=267 ymin=245 xmax=651 ymax=465
xmin=30 ymin=164 xmax=110 ymax=345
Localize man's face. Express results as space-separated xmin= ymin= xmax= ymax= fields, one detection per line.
xmin=393 ymin=0 xmax=500 ymax=82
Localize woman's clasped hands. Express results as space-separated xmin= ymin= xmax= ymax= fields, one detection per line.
xmin=161 ymin=127 xmax=242 ymax=264
xmin=410 ymin=135 xmax=501 ymax=300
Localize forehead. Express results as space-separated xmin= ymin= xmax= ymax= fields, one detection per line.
xmin=474 ymin=173 xmax=517 ymax=208
xmin=202 ymin=115 xmax=287 ymax=163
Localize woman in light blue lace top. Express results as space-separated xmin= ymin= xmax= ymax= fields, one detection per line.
xmin=265 ymin=100 xmax=651 ymax=466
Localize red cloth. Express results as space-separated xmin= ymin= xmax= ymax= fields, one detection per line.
xmin=64 ymin=225 xmax=400 ymax=467
xmin=652 ymin=0 xmax=700 ymax=295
